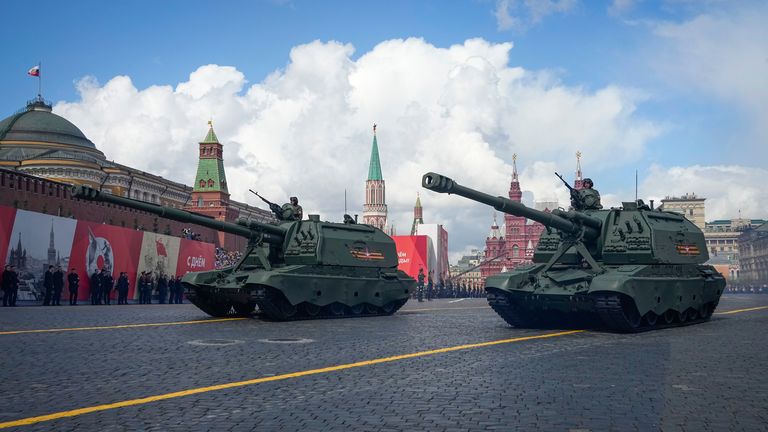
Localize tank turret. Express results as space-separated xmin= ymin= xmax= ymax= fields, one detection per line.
xmin=73 ymin=185 xmax=414 ymax=320
xmin=421 ymin=172 xmax=725 ymax=332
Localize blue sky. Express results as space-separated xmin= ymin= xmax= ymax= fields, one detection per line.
xmin=2 ymin=0 xmax=766 ymax=258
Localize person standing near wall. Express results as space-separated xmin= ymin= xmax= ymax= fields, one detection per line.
xmin=2 ymin=265 xmax=12 ymax=307
xmin=116 ymin=272 xmax=129 ymax=305
xmin=102 ymin=269 xmax=114 ymax=305
xmin=43 ymin=265 xmax=54 ymax=306
xmin=67 ymin=268 xmax=79 ymax=305
xmin=90 ymin=270 xmax=101 ymax=305
xmin=52 ymin=265 xmax=64 ymax=306
xmin=157 ymin=273 xmax=168 ymax=304
xmin=2 ymin=266 xmax=19 ymax=307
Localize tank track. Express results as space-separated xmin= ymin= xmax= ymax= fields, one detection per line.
xmin=254 ymin=295 xmax=409 ymax=321
xmin=189 ymin=287 xmax=408 ymax=321
xmin=486 ymin=289 xmax=542 ymax=328
xmin=593 ymin=293 xmax=714 ymax=333
xmin=487 ymin=289 xmax=715 ymax=333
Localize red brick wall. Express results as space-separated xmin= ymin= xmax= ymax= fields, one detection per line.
xmin=0 ymin=169 xmax=246 ymax=249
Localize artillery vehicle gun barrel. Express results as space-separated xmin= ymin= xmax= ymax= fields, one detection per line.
xmin=422 ymin=172 xmax=600 ymax=239
xmin=421 ymin=170 xmax=724 ymax=333
xmin=71 ymin=185 xmax=285 ymax=244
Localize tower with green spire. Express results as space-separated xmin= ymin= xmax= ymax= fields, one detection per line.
xmin=192 ymin=121 xmax=229 ymax=195
xmin=185 ymin=121 xmax=239 ymax=247
xmin=362 ymin=123 xmax=387 ymax=230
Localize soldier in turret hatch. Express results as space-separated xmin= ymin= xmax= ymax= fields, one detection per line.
xmin=286 ymin=197 xmax=303 ymax=220
xmin=572 ymin=178 xmax=603 ymax=210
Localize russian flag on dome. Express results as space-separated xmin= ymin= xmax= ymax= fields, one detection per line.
xmin=27 ymin=65 xmax=40 ymax=77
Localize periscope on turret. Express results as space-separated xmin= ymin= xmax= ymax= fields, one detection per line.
xmin=72 ymin=185 xmax=414 ymax=320
xmin=421 ymin=172 xmax=725 ymax=332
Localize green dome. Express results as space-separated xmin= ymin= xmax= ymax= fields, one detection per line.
xmin=0 ymin=100 xmax=97 ymax=149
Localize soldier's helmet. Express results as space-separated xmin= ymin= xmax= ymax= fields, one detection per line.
xmin=583 ymin=178 xmax=594 ymax=187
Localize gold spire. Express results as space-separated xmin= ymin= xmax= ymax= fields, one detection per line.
xmin=373 ymin=123 xmax=377 ymax=135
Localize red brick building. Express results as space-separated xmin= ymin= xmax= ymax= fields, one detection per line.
xmin=480 ymin=153 xmax=587 ymax=279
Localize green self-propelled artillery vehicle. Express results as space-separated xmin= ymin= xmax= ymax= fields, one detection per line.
xmin=422 ymin=172 xmax=725 ymax=332
xmin=73 ymin=186 xmax=414 ymax=320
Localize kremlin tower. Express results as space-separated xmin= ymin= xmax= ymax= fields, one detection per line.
xmin=184 ymin=121 xmax=239 ymax=248
xmin=410 ymin=193 xmax=424 ymax=235
xmin=574 ymin=151 xmax=585 ymax=190
xmin=362 ymin=124 xmax=387 ymax=230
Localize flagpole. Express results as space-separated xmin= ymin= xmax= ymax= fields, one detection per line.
xmin=38 ymin=61 xmax=42 ymax=99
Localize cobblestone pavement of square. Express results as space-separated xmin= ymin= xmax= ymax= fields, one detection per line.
xmin=0 ymin=294 xmax=766 ymax=431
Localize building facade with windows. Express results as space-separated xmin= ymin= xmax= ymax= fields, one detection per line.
xmin=0 ymin=97 xmax=271 ymax=249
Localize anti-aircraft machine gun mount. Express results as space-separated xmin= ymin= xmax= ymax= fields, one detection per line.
xmin=72 ymin=186 xmax=414 ymax=320
xmin=421 ymin=172 xmax=725 ymax=332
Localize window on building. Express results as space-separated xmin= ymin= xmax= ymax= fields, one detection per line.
xmin=199 ymin=179 xmax=205 ymax=188
xmin=208 ymin=179 xmax=214 ymax=187
xmin=512 ymin=245 xmax=519 ymax=257
xmin=197 ymin=197 xmax=203 ymax=207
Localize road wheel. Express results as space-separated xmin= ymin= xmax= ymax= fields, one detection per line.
xmin=275 ymin=298 xmax=297 ymax=319
xmin=381 ymin=301 xmax=396 ymax=314
xmin=328 ymin=302 xmax=346 ymax=317
xmin=303 ymin=303 xmax=321 ymax=317
xmin=644 ymin=311 xmax=658 ymax=327
xmin=662 ymin=310 xmax=676 ymax=324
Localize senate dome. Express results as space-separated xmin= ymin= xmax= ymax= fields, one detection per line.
xmin=0 ymin=100 xmax=98 ymax=149
xmin=0 ymin=98 xmax=106 ymax=167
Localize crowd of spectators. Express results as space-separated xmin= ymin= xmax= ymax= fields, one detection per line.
xmin=725 ymin=284 xmax=767 ymax=294
xmin=413 ymin=275 xmax=486 ymax=301
xmin=215 ymin=247 xmax=243 ymax=269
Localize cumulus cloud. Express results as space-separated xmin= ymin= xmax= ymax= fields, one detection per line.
xmin=649 ymin=4 xmax=768 ymax=149
xmin=608 ymin=0 xmax=638 ymax=16
xmin=643 ymin=165 xmax=768 ymax=221
xmin=55 ymin=37 xmax=661 ymax=256
xmin=495 ymin=0 xmax=577 ymax=31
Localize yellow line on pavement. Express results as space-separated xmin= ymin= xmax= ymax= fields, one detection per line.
xmin=714 ymin=305 xmax=768 ymax=315
xmin=0 ymin=318 xmax=247 ymax=335
xmin=0 ymin=307 xmax=488 ymax=335
xmin=401 ymin=306 xmax=489 ymax=313
xmin=0 ymin=329 xmax=584 ymax=428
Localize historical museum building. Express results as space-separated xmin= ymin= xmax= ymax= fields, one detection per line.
xmin=480 ymin=153 xmax=588 ymax=279
xmin=0 ymin=96 xmax=271 ymax=250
